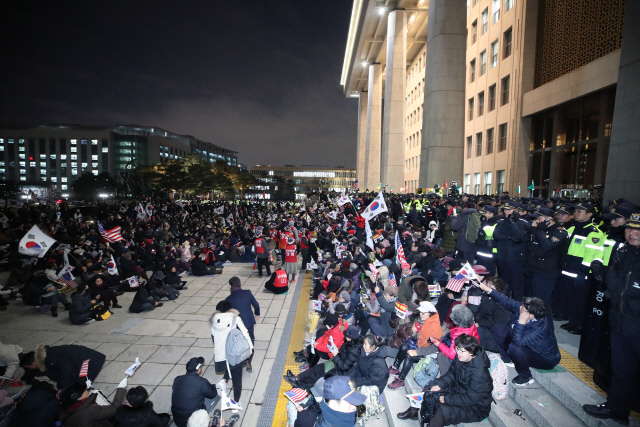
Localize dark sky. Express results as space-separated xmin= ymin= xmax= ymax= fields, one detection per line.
xmin=0 ymin=1 xmax=357 ymax=169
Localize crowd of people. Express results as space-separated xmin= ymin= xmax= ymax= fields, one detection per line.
xmin=0 ymin=190 xmax=637 ymax=426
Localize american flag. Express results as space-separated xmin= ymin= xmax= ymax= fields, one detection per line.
xmin=445 ymin=273 xmax=468 ymax=293
xmin=285 ymin=388 xmax=309 ymax=403
xmin=353 ymin=179 xmax=358 ymax=189
xmin=369 ymin=263 xmax=380 ymax=281
xmin=395 ymin=232 xmax=407 ymax=265
xmin=389 ymin=272 xmax=397 ymax=287
xmin=79 ymin=359 xmax=90 ymax=377
xmin=98 ymin=222 xmax=124 ymax=243
xmin=58 ymin=269 xmax=77 ymax=288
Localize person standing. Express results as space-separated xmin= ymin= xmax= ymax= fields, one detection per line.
xmin=527 ymin=206 xmax=568 ymax=305
xmin=253 ymin=226 xmax=271 ymax=278
xmin=171 ymin=357 xmax=218 ymax=427
xmin=283 ymin=236 xmax=298 ymax=283
xmin=299 ymin=228 xmax=310 ymax=270
xmin=583 ymin=210 xmax=640 ymax=425
xmin=475 ymin=206 xmax=499 ymax=276
xmin=494 ymin=201 xmax=528 ymax=302
xmin=224 ymin=277 xmax=260 ymax=372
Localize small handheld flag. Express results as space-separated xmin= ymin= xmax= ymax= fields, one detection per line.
xmin=79 ymin=359 xmax=90 ymax=377
xmin=285 ymin=388 xmax=309 ymax=403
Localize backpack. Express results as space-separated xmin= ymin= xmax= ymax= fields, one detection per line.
xmin=413 ymin=355 xmax=440 ymax=388
xmin=419 ymin=391 xmax=443 ymax=427
xmin=225 ymin=316 xmax=252 ymax=367
xmin=465 ymin=212 xmax=483 ymax=243
xmin=488 ymin=352 xmax=509 ymax=400
xmin=94 ymin=304 xmax=112 ymax=321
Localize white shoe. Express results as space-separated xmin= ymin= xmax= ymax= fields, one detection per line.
xmin=85 ymin=319 xmax=96 ymax=324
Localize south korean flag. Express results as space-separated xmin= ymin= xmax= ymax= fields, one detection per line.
xmin=360 ymin=191 xmax=388 ymax=221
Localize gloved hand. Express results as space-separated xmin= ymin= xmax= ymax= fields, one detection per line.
xmin=118 ymin=377 xmax=128 ymax=389
xmin=510 ymin=212 xmax=521 ymax=222
xmin=591 ymin=260 xmax=606 ymax=282
xmin=85 ymin=379 xmax=92 ymax=389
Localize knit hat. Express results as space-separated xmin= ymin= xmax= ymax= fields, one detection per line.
xmin=344 ymin=326 xmax=360 ymax=340
xmin=323 ymin=313 xmax=339 ymax=327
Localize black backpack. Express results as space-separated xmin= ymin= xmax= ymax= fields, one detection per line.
xmin=419 ymin=391 xmax=444 ymax=427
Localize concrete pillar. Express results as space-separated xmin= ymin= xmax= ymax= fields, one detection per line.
xmin=604 ymin=0 xmax=640 ymax=202
xmin=356 ymin=92 xmax=368 ymax=189
xmin=365 ymin=63 xmax=383 ymax=191
xmin=381 ymin=9 xmax=406 ymax=192
xmin=419 ymin=0 xmax=467 ymax=190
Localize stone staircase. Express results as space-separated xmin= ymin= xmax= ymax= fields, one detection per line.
xmin=381 ymin=357 xmax=640 ymax=427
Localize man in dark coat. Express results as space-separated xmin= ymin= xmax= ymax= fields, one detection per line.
xmin=20 ymin=344 xmax=106 ymax=389
xmin=11 ymin=380 xmax=60 ymax=427
xmin=114 ymin=386 xmax=172 ymax=427
xmin=225 ymin=276 xmax=260 ymax=371
xmin=69 ymin=284 xmax=96 ymax=324
xmin=493 ymin=201 xmax=529 ymax=301
xmin=451 ymin=204 xmax=478 ymax=263
xmin=171 ymin=357 xmax=218 ymax=427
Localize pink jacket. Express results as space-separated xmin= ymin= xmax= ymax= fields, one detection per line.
xmin=437 ymin=325 xmax=480 ymax=360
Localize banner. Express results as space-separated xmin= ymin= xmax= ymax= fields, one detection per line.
xmin=394 ymin=301 xmax=408 ymax=319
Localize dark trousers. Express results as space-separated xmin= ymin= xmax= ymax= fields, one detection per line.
xmin=606 ymin=328 xmax=640 ymax=418
xmin=256 ymin=257 xmax=271 ymax=277
xmin=531 ymin=270 xmax=560 ymax=305
xmin=477 ymin=326 xmax=499 ymax=353
xmin=96 ymin=289 xmax=118 ymax=308
xmin=497 ymin=258 xmax=525 ymax=302
xmin=223 ymin=364 xmax=243 ymax=402
xmin=493 ymin=323 xmax=556 ymax=378
xmin=551 ymin=274 xmax=573 ymax=318
xmin=301 ymin=249 xmax=309 ymax=270
xmin=456 ymin=250 xmax=475 ymax=264
xmin=42 ymin=293 xmax=68 ymax=309
xmin=568 ymin=274 xmax=591 ymax=329
xmin=247 ymin=325 xmax=255 ymax=363
xmin=297 ymin=363 xmax=326 ymax=389
xmin=393 ymin=344 xmax=421 ymax=380
xmin=305 ymin=344 xmax=330 ymax=368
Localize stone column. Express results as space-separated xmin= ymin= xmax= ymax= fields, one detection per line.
xmin=356 ymin=92 xmax=368 ymax=189
xmin=365 ymin=63 xmax=383 ymax=191
xmin=604 ymin=0 xmax=640 ymax=202
xmin=381 ymin=9 xmax=406 ymax=192
xmin=419 ymin=0 xmax=467 ymax=189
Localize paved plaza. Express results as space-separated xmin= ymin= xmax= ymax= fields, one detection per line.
xmin=0 ymin=264 xmax=296 ymax=427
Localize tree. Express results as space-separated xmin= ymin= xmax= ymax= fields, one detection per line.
xmin=230 ymin=171 xmax=258 ymax=198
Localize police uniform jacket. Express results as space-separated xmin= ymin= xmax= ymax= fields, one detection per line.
xmin=604 ymin=244 xmax=640 ymax=338
xmin=493 ymin=215 xmax=528 ymax=260
xmin=529 ymin=222 xmax=569 ymax=272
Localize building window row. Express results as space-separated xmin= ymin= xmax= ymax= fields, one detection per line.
xmin=466 ymin=123 xmax=508 ymax=159
xmin=406 ymin=131 xmax=422 ymax=150
xmin=464 ymin=170 xmax=504 ymax=195
xmin=467 ymin=75 xmax=509 ymax=119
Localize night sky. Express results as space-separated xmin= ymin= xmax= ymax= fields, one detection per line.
xmin=0 ymin=1 xmax=357 ymax=169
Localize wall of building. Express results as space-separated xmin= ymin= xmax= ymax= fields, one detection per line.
xmin=404 ymin=46 xmax=426 ymax=193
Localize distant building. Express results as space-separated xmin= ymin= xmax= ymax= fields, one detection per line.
xmin=247 ymin=165 xmax=357 ymax=200
xmin=0 ymin=124 xmax=237 ymax=197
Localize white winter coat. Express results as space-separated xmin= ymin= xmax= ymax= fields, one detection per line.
xmin=210 ymin=309 xmax=253 ymax=368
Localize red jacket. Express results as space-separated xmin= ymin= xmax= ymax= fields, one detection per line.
xmin=437 ymin=325 xmax=480 ymax=360
xmin=315 ymin=323 xmax=345 ymax=358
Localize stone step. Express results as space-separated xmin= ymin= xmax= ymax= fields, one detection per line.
xmin=530 ymin=369 xmax=640 ymax=427
xmin=488 ymin=395 xmax=537 ymax=427
xmin=511 ymin=383 xmax=588 ymax=427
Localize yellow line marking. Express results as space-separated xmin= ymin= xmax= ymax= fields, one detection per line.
xmin=559 ymin=348 xmax=639 ymax=421
xmin=272 ymin=272 xmax=312 ymax=427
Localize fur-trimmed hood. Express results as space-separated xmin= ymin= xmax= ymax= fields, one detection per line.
xmin=34 ymin=343 xmax=47 ymax=372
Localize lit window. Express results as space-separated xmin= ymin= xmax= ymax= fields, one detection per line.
xmin=71 ymin=139 xmax=77 ymax=145
xmin=30 ymin=162 xmax=36 ymax=168
xmin=62 ymin=177 xmax=68 ymax=182
xmin=71 ymin=162 xmax=77 ymax=167
xmin=92 ymin=155 xmax=98 ymax=160
xmin=20 ymin=177 xmax=26 ymax=181
xmin=18 ymin=139 xmax=24 ymax=144
xmin=60 ymin=154 xmax=67 ymax=160
xmin=71 ymin=168 xmax=78 ymax=175
xmin=71 ymin=155 xmax=77 ymax=160
xmin=40 ymin=162 xmax=46 ymax=167
xmin=61 ymin=184 xmax=67 ymax=190
xmin=41 ymin=176 xmax=47 ymax=181
xmin=19 ymin=169 xmax=26 ymax=175
xmin=19 ymin=162 xmax=25 ymax=167
xmin=0 ymin=139 xmax=3 ymax=144
xmin=40 ymin=154 xmax=46 ymax=159
xmin=102 ymin=148 xmax=109 ymax=153
xmin=51 ymin=177 xmax=57 ymax=182
xmin=40 ymin=169 xmax=46 ymax=175
xmin=50 ymin=154 xmax=57 ymax=160
xmin=8 ymin=139 xmax=14 ymax=144
xmin=0 ymin=146 xmax=3 ymax=152
xmin=19 ymin=146 xmax=25 ymax=152
xmin=0 ymin=169 xmax=4 ymax=174
xmin=92 ymin=170 xmax=98 ymax=175
xmin=92 ymin=162 xmax=98 ymax=168
xmin=92 ymin=139 xmax=98 ymax=145
xmin=61 ymin=162 xmax=67 ymax=167
xmin=71 ymin=147 xmax=77 ymax=153
xmin=81 ymin=162 xmax=87 ymax=168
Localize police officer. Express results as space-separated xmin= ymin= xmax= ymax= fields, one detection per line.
xmin=558 ymin=203 xmax=605 ymax=335
xmin=528 ymin=206 xmax=568 ymax=305
xmin=475 ymin=205 xmax=499 ymax=275
xmin=583 ymin=209 xmax=640 ymax=425
xmin=494 ymin=201 xmax=528 ymax=301
xmin=602 ymin=205 xmax=635 ymax=265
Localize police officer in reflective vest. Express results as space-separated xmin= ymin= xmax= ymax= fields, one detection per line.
xmin=475 ymin=205 xmax=499 ymax=275
xmin=254 ymin=227 xmax=271 ymax=277
xmin=557 ymin=202 xmax=605 ymax=335
xmin=527 ymin=206 xmax=568 ymax=305
xmin=583 ymin=209 xmax=640 ymax=425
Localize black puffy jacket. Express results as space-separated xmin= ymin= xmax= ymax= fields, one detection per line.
xmin=346 ymin=346 xmax=389 ymax=393
xmin=12 ymin=385 xmax=60 ymax=427
xmin=170 ymin=372 xmax=218 ymax=427
xmin=114 ymin=401 xmax=171 ymax=427
xmin=69 ymin=292 xmax=94 ymax=325
xmin=432 ymin=348 xmax=493 ymax=425
xmin=604 ymin=244 xmax=640 ymax=337
xmin=332 ymin=338 xmax=363 ymax=375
